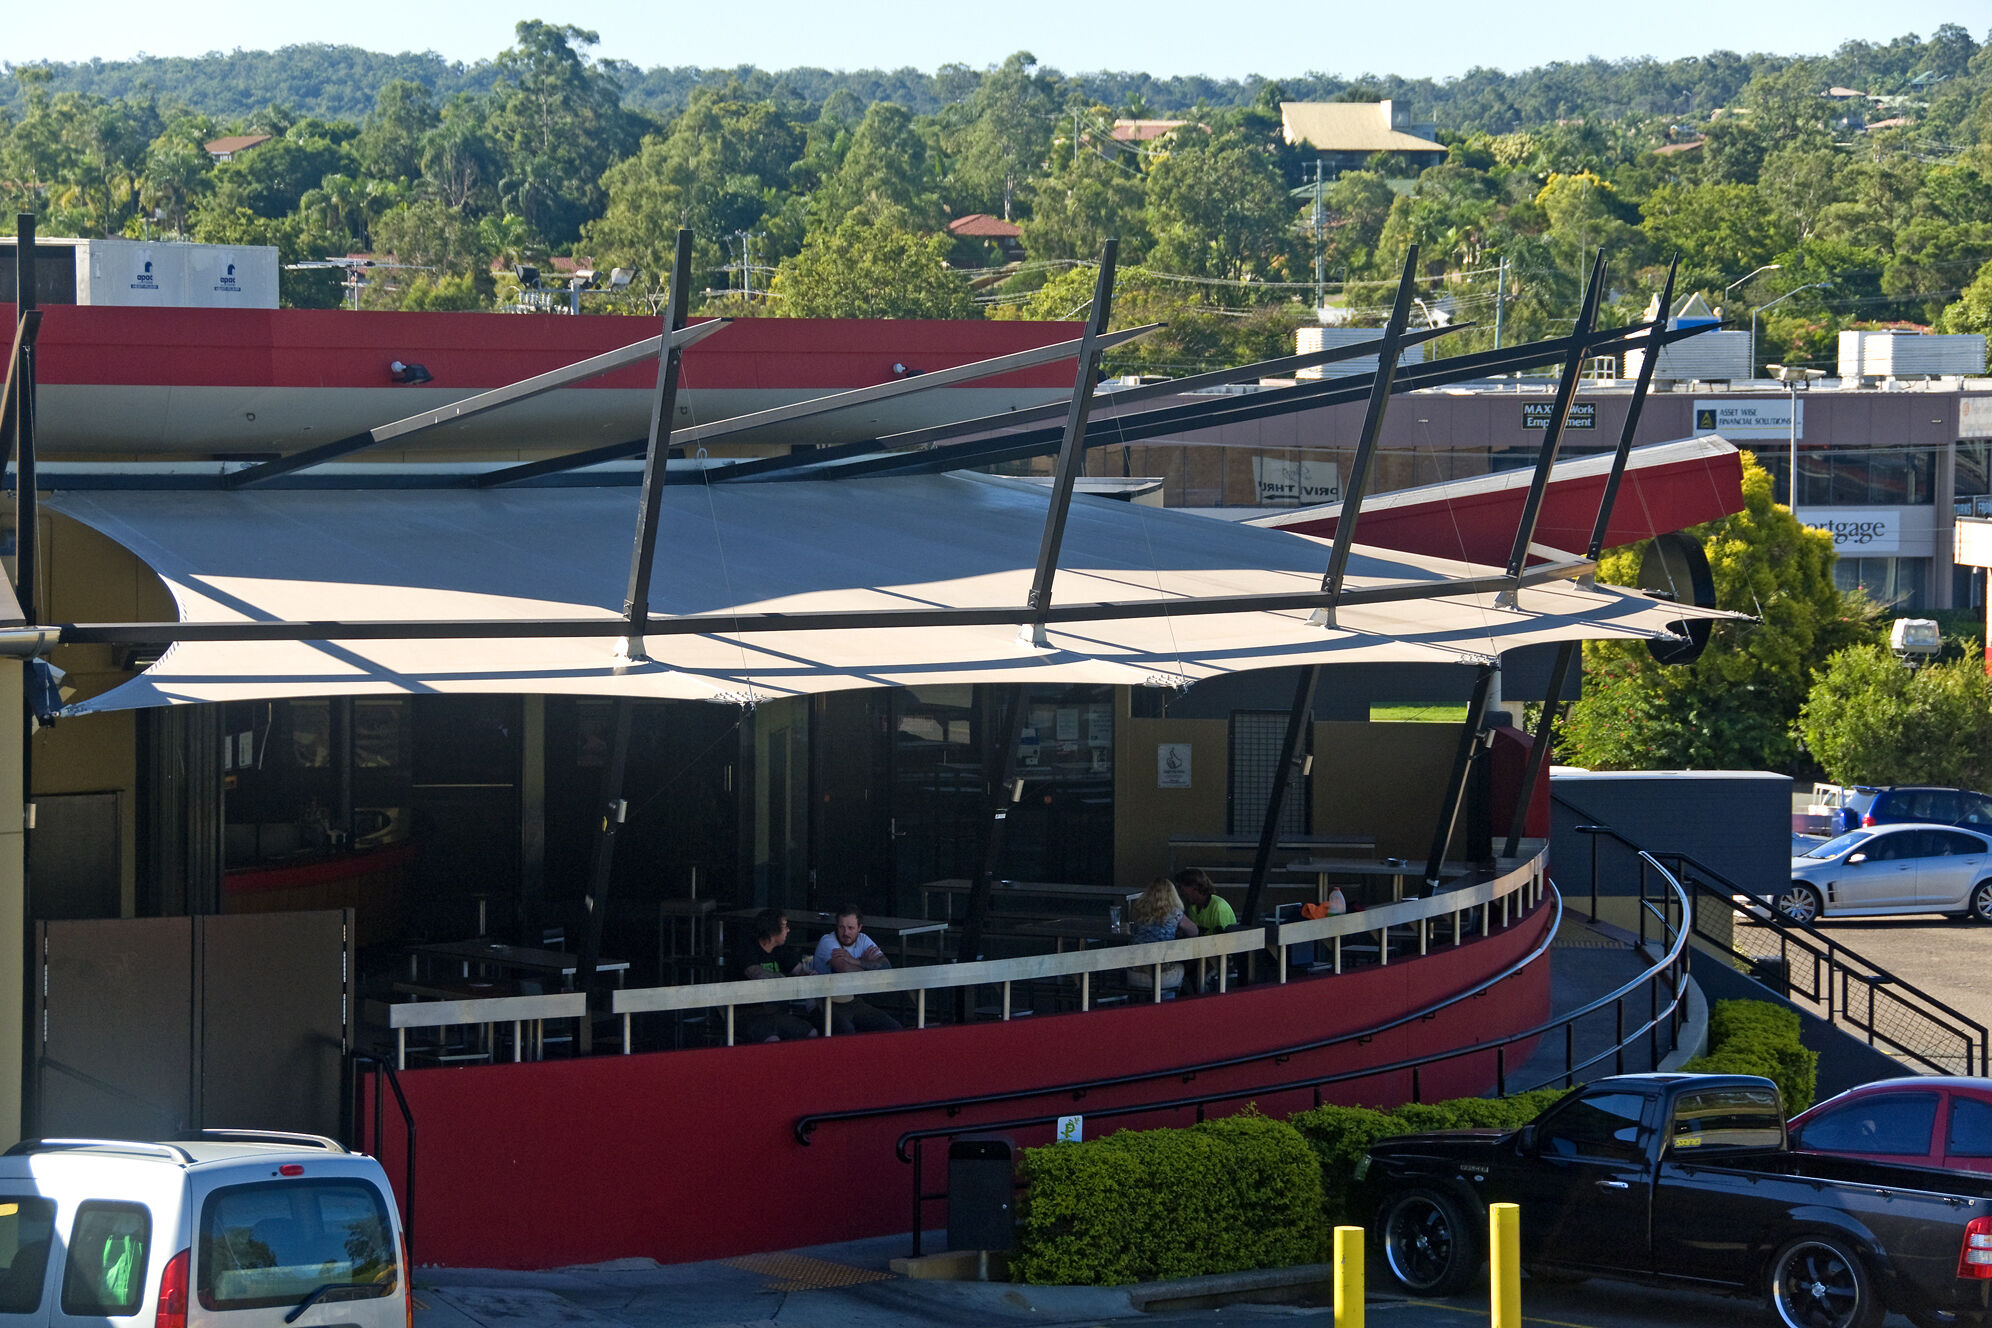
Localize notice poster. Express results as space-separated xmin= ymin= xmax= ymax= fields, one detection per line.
xmin=1157 ymin=743 xmax=1192 ymax=788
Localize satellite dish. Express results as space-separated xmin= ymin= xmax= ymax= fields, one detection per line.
xmin=1637 ymin=530 xmax=1715 ymax=665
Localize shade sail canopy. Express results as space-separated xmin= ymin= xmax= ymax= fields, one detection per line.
xmin=48 ymin=472 xmax=1725 ymax=714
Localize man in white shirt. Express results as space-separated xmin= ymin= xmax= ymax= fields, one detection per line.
xmin=810 ymin=905 xmax=900 ymax=1032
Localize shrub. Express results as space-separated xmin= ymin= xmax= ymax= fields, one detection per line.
xmin=1683 ymin=999 xmax=1818 ymax=1112
xmin=1011 ymin=1111 xmax=1326 ymax=1285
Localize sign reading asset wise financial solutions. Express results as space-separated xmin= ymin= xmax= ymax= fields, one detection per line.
xmin=1796 ymin=508 xmax=1900 ymax=555
xmin=1522 ymin=402 xmax=1595 ymax=428
xmin=1694 ymin=399 xmax=1802 ymax=439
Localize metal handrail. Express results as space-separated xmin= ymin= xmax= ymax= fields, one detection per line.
xmin=1556 ymin=796 xmax=1990 ymax=1075
xmin=351 ymin=1052 xmax=417 ymax=1266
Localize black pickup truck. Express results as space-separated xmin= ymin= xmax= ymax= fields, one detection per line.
xmin=1353 ymin=1072 xmax=1992 ymax=1328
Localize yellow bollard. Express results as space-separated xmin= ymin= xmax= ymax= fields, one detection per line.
xmin=1489 ymin=1202 xmax=1521 ymax=1328
xmin=1333 ymin=1224 xmax=1364 ymax=1328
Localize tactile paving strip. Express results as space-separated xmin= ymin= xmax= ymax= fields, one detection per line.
xmin=719 ymin=1252 xmax=898 ymax=1291
xmin=1552 ymin=921 xmax=1623 ymax=948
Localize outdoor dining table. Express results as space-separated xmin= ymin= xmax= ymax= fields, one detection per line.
xmin=408 ymin=939 xmax=632 ymax=988
xmin=712 ymin=908 xmax=950 ymax=966
xmin=1004 ymin=915 xmax=1134 ymax=953
xmin=1286 ymin=858 xmax=1469 ymax=907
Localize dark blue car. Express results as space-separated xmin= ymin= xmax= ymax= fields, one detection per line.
xmin=1835 ymin=785 xmax=1992 ymax=833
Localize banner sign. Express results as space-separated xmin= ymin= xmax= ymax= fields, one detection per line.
xmin=1694 ymin=399 xmax=1802 ymax=439
xmin=1252 ymin=457 xmax=1341 ymax=505
xmin=1796 ymin=508 xmax=1900 ymax=555
xmin=1522 ymin=402 xmax=1595 ymax=429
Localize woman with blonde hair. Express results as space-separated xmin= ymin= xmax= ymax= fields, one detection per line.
xmin=1127 ymin=875 xmax=1198 ymax=993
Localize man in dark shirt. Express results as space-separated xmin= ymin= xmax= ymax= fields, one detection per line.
xmin=727 ymin=907 xmax=817 ymax=1042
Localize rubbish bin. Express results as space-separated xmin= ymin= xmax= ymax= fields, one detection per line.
xmin=946 ymin=1135 xmax=1015 ymax=1252
xmin=1748 ymin=955 xmax=1789 ymax=998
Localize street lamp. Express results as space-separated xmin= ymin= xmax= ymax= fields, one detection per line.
xmin=1750 ymin=281 xmax=1830 ymax=381
xmin=1767 ymin=363 xmax=1826 ymax=509
xmin=1723 ymin=263 xmax=1782 ymax=306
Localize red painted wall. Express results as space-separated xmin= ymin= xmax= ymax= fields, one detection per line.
xmin=362 ymin=904 xmax=1553 ymax=1269
xmin=5 ymin=304 xmax=1083 ymax=393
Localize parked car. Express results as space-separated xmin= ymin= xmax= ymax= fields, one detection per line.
xmin=1792 ymin=1077 xmax=1992 ymax=1175
xmin=1783 ymin=823 xmax=1992 ymax=924
xmin=1829 ymin=785 xmax=1992 ymax=834
xmin=0 ymin=1131 xmax=407 ymax=1328
xmin=1353 ymin=1072 xmax=1992 ymax=1328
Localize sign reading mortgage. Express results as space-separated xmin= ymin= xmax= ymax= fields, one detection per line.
xmin=1694 ymin=399 xmax=1802 ymax=439
xmin=1522 ymin=402 xmax=1595 ymax=429
xmin=1797 ymin=508 xmax=1901 ymax=555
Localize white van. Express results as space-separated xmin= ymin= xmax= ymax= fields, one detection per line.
xmin=0 ymin=1132 xmax=407 ymax=1328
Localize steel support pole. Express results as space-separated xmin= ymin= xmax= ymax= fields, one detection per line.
xmin=1503 ymin=252 xmax=1607 ymax=588
xmin=957 ymin=686 xmax=1032 ymax=965
xmin=1586 ymin=259 xmax=1678 ymax=563
xmin=13 ymin=215 xmax=37 ymax=625
xmin=1021 ymin=240 xmax=1118 ymax=646
xmin=1241 ymin=666 xmax=1317 ymax=926
xmin=1501 ymin=641 xmax=1576 ymax=857
xmin=1318 ymin=248 xmax=1421 ymax=619
xmin=573 ymin=699 xmax=633 ymax=1049
xmin=1423 ymin=666 xmax=1496 ymax=889
xmin=620 ymin=230 xmax=694 ymax=655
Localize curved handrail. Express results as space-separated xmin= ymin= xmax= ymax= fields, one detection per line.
xmin=793 ymin=860 xmax=1554 ymax=1145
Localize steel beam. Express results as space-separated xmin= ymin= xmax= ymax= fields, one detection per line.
xmin=1021 ymin=240 xmax=1119 ymax=646
xmin=1502 ymin=641 xmax=1576 ymax=858
xmin=473 ymin=323 xmax=1159 ymax=488
xmin=1241 ymin=665 xmax=1317 ymax=926
xmin=224 ymin=320 xmax=731 ymax=489
xmin=1587 ymin=259 xmax=1679 ymax=562
xmin=1317 ymin=248 xmax=1420 ymax=623
xmin=14 ymin=214 xmax=39 ymax=625
xmin=1503 ymin=252 xmax=1607 ymax=586
xmin=620 ymin=230 xmax=694 ymax=657
xmin=958 ymin=686 xmax=1032 ymax=966
xmin=1423 ymin=665 xmax=1497 ymax=889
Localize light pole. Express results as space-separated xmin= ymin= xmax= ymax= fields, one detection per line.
xmin=1750 ymin=281 xmax=1829 ymax=381
xmin=1767 ymin=363 xmax=1825 ymax=509
xmin=1723 ymin=263 xmax=1782 ymax=307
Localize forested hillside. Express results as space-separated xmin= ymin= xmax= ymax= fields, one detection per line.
xmin=4 ymin=20 xmax=1991 ymax=379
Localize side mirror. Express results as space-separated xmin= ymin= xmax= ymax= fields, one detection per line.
xmin=1517 ymin=1125 xmax=1537 ymax=1155
xmin=1847 ymin=852 xmax=1868 ymax=865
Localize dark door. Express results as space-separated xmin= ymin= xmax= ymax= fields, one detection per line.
xmin=1508 ymin=1088 xmax=1656 ymax=1274
xmin=28 ymin=793 xmax=121 ymax=920
xmin=811 ymin=692 xmax=891 ymax=910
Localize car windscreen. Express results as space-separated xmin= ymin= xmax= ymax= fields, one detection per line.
xmin=0 ymin=1196 xmax=56 ymax=1313
xmin=197 ymin=1178 xmax=396 ymax=1311
xmin=1801 ymin=830 xmax=1872 ymax=859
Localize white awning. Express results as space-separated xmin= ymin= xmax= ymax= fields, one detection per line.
xmin=47 ymin=472 xmax=1726 ymax=713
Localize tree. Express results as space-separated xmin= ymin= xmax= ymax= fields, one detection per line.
xmin=356 ymin=79 xmax=437 ymax=184
xmin=943 ymin=52 xmax=1059 ymax=220
xmin=486 ymin=21 xmax=638 ymax=244
xmin=1799 ymin=644 xmax=1992 ymax=788
xmin=770 ymin=216 xmax=973 ymax=319
xmin=810 ymin=101 xmax=940 ymax=228
xmin=1557 ymin=455 xmax=1874 ymax=772
xmin=1938 ymin=256 xmax=1992 ymax=334
xmin=1144 ymin=125 xmax=1302 ymax=284
xmin=1639 ymin=182 xmax=1792 ymax=296
xmin=420 ymin=95 xmax=500 ymax=215
xmin=1018 ymin=118 xmax=1150 ymax=264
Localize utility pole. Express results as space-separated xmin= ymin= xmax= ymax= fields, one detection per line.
xmin=1494 ymin=255 xmax=1508 ymax=350
xmin=1311 ymin=159 xmax=1326 ymax=311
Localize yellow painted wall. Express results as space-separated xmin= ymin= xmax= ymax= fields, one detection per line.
xmin=1115 ymin=706 xmax=1229 ymax=888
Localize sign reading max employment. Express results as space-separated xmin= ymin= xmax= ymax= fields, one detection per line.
xmin=1694 ymin=399 xmax=1802 ymax=439
xmin=1522 ymin=402 xmax=1595 ymax=428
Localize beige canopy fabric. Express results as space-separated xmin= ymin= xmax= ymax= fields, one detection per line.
xmin=48 ymin=472 xmax=1727 ymax=714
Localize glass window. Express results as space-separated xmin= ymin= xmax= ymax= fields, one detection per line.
xmin=0 ymin=1196 xmax=57 ymax=1313
xmin=1833 ymin=557 xmax=1928 ymax=613
xmin=1795 ymin=1092 xmax=1938 ymax=1156
xmin=1949 ymin=1096 xmax=1992 ymax=1157
xmin=1929 ymin=830 xmax=1987 ymax=856
xmin=1863 ymin=832 xmax=1915 ymax=862
xmin=1540 ymin=1090 xmax=1651 ymax=1161
xmin=198 ymin=1179 xmax=396 ymax=1311
xmin=1959 ymin=797 xmax=1992 ymax=829
xmin=1668 ymin=1085 xmax=1785 ymax=1150
xmin=62 ymin=1201 xmax=150 ymax=1317
xmin=1228 ymin=712 xmax=1310 ymax=837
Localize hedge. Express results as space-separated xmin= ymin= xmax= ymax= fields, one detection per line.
xmin=1682 ymin=998 xmax=1818 ymax=1113
xmin=1010 ymin=1111 xmax=1326 ymax=1285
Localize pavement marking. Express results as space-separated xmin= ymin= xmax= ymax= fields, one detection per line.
xmin=1552 ymin=926 xmax=1623 ymax=950
xmin=718 ymin=1252 xmax=898 ymax=1291
xmin=1397 ymin=1300 xmax=1600 ymax=1327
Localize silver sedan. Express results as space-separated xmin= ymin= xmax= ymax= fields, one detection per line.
xmin=1783 ymin=823 xmax=1992 ymax=924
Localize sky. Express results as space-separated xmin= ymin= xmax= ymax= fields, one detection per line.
xmin=6 ymin=0 xmax=1987 ymax=80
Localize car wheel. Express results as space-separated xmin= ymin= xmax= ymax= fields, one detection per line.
xmin=1767 ymin=1235 xmax=1880 ymax=1328
xmin=1971 ymin=880 xmax=1992 ymax=924
xmin=1775 ymin=883 xmax=1824 ymax=926
xmin=1380 ymin=1187 xmax=1479 ymax=1297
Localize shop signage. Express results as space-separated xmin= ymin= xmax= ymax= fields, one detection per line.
xmin=1252 ymin=457 xmax=1341 ymax=505
xmin=1796 ymin=508 xmax=1901 ymax=555
xmin=1694 ymin=399 xmax=1802 ymax=439
xmin=1522 ymin=402 xmax=1595 ymax=428
xmin=1157 ymin=743 xmax=1192 ymax=789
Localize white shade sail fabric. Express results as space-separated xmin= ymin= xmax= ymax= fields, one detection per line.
xmin=48 ymin=472 xmax=1726 ymax=714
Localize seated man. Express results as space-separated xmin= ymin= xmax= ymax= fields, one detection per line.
xmin=810 ymin=905 xmax=901 ymax=1033
xmin=1175 ymin=868 xmax=1238 ymax=931
xmin=727 ymin=907 xmax=817 ymax=1042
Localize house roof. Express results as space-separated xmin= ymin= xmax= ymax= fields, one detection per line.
xmin=203 ymin=134 xmax=271 ymax=156
xmin=1654 ymin=139 xmax=1705 ymax=156
xmin=1280 ymin=102 xmax=1443 ymax=154
xmin=1110 ymin=119 xmax=1188 ymax=143
xmin=948 ymin=214 xmax=1022 ymax=239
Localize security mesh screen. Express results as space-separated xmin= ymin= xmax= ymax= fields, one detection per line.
xmin=1228 ymin=712 xmax=1309 ymax=837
